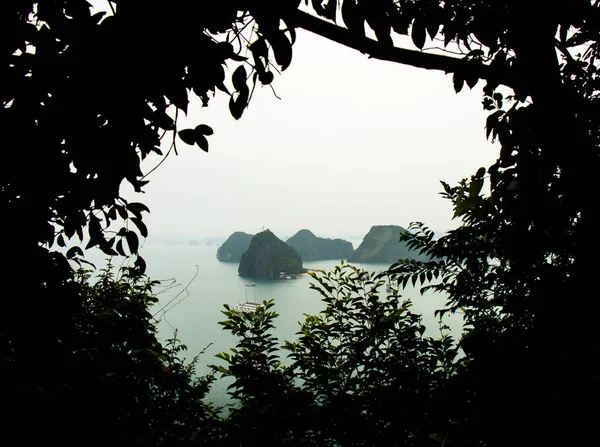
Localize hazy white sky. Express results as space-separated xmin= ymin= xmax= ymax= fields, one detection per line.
xmin=131 ymin=28 xmax=498 ymax=242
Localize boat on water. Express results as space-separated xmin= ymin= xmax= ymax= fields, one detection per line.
xmin=234 ymin=284 xmax=260 ymax=312
xmin=385 ymin=279 xmax=394 ymax=293
xmin=233 ymin=301 xmax=262 ymax=313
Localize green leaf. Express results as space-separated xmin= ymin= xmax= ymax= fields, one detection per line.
xmin=469 ymin=178 xmax=484 ymax=197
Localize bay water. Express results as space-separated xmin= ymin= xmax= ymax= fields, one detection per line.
xmin=90 ymin=243 xmax=463 ymax=408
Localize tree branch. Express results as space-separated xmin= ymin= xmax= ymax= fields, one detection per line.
xmin=287 ymin=10 xmax=519 ymax=90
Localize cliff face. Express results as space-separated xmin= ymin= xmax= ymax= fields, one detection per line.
xmin=286 ymin=229 xmax=354 ymax=261
xmin=216 ymin=232 xmax=253 ymax=262
xmin=349 ymin=225 xmax=430 ymax=264
xmin=238 ymin=230 xmax=305 ymax=278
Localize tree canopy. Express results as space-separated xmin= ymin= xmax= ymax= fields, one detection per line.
xmin=2 ymin=0 xmax=599 ymax=445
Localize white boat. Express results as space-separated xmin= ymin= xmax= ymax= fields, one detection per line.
xmin=233 ymin=301 xmax=262 ymax=313
xmin=385 ymin=280 xmax=393 ymax=293
xmin=234 ymin=285 xmax=260 ymax=313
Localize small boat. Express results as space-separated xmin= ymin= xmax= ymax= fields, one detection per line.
xmin=245 ymin=281 xmax=256 ymax=287
xmin=385 ymin=280 xmax=393 ymax=293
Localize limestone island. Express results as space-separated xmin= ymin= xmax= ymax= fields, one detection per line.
xmin=216 ymin=231 xmax=253 ymax=262
xmin=286 ymin=229 xmax=354 ymax=261
xmin=349 ymin=225 xmax=430 ymax=264
xmin=238 ymin=229 xmax=306 ymax=278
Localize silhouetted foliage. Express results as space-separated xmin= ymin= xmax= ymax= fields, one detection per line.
xmin=215 ymin=1 xmax=600 ymax=445
xmin=2 ymin=1 xmax=298 ymax=444
xmin=5 ymin=263 xmax=218 ymax=445
xmin=3 ymin=0 xmax=599 ymax=445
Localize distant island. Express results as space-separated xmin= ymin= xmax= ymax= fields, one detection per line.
xmin=286 ymin=229 xmax=354 ymax=261
xmin=216 ymin=232 xmax=254 ymax=262
xmin=349 ymin=225 xmax=430 ymax=263
xmin=238 ymin=229 xmax=306 ymax=278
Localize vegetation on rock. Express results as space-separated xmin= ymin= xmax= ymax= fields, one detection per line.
xmin=349 ymin=225 xmax=430 ymax=263
xmin=216 ymin=231 xmax=253 ymax=262
xmin=238 ymin=230 xmax=305 ymax=278
xmin=286 ymin=229 xmax=354 ymax=261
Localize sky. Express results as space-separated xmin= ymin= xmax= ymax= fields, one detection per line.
xmin=127 ymin=26 xmax=499 ymax=243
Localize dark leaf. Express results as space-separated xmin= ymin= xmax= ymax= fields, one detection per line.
xmin=134 ymin=255 xmax=147 ymax=274
xmin=152 ymin=111 xmax=175 ymax=130
xmin=88 ymin=214 xmax=102 ymax=240
xmin=411 ymin=19 xmax=427 ymax=50
xmin=559 ymin=24 xmax=568 ymax=44
xmin=229 ymin=95 xmax=243 ymax=120
xmin=179 ymin=129 xmax=196 ymax=145
xmin=195 ymin=134 xmax=209 ymax=152
xmin=269 ymin=31 xmax=293 ymax=70
xmin=453 ymin=73 xmax=465 ymax=93
xmin=469 ymin=178 xmax=484 ymax=197
xmin=217 ymin=41 xmax=234 ymax=58
xmin=116 ymin=239 xmax=126 ymax=257
xmin=229 ymin=53 xmax=247 ymax=62
xmin=232 ymin=65 xmax=247 ymax=91
xmin=427 ymin=21 xmax=439 ymax=40
xmin=229 ymin=87 xmax=249 ymax=120
xmin=116 ymin=205 xmax=128 ymax=220
xmin=66 ymin=246 xmax=83 ymax=259
xmin=312 ymin=0 xmax=336 ymax=21
xmin=342 ymin=0 xmax=364 ymax=36
xmin=99 ymin=242 xmax=118 ymax=257
xmin=259 ymin=71 xmax=274 ymax=85
xmin=107 ymin=206 xmax=117 ymax=221
xmin=126 ymin=202 xmax=150 ymax=216
xmin=165 ymin=85 xmax=189 ymax=114
xmin=132 ymin=217 xmax=148 ymax=238
xmin=485 ymin=110 xmax=504 ymax=140
xmin=465 ymin=74 xmax=478 ymax=89
xmin=250 ymin=37 xmax=269 ymax=59
xmin=195 ymin=124 xmax=214 ymax=136
xmin=125 ymin=230 xmax=139 ymax=254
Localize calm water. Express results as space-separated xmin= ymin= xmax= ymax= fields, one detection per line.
xmin=89 ymin=243 xmax=463 ymax=407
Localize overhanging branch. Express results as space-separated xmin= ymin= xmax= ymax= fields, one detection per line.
xmin=287 ymin=10 xmax=519 ymax=90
